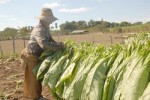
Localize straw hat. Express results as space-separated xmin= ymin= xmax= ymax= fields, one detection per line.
xmin=37 ymin=8 xmax=58 ymax=23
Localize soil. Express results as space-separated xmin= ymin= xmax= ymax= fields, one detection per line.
xmin=0 ymin=58 xmax=54 ymax=100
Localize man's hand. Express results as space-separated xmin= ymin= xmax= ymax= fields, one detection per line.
xmin=58 ymin=42 xmax=66 ymax=50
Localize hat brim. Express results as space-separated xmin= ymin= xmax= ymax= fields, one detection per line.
xmin=36 ymin=16 xmax=58 ymax=23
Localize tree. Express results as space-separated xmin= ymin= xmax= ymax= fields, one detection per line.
xmin=18 ymin=26 xmax=32 ymax=35
xmin=0 ymin=27 xmax=18 ymax=37
xmin=88 ymin=20 xmax=97 ymax=27
xmin=77 ymin=21 xmax=88 ymax=29
xmin=145 ymin=22 xmax=150 ymax=24
xmin=109 ymin=22 xmax=119 ymax=28
xmin=119 ymin=21 xmax=131 ymax=27
xmin=60 ymin=21 xmax=78 ymax=34
xmin=97 ymin=21 xmax=108 ymax=33
xmin=133 ymin=22 xmax=143 ymax=25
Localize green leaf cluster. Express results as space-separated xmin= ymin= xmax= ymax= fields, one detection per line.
xmin=33 ymin=33 xmax=150 ymax=100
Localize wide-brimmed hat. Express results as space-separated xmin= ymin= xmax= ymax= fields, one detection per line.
xmin=37 ymin=8 xmax=58 ymax=23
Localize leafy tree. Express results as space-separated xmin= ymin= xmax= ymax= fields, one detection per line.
xmin=77 ymin=20 xmax=88 ymax=29
xmin=59 ymin=20 xmax=150 ymax=34
xmin=0 ymin=28 xmax=18 ymax=37
xmin=133 ymin=22 xmax=143 ymax=25
xmin=60 ymin=21 xmax=78 ymax=34
xmin=88 ymin=20 xmax=96 ymax=27
xmin=119 ymin=21 xmax=131 ymax=27
xmin=18 ymin=26 xmax=32 ymax=35
xmin=145 ymin=22 xmax=150 ymax=24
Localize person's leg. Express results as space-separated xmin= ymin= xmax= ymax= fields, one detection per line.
xmin=21 ymin=49 xmax=42 ymax=99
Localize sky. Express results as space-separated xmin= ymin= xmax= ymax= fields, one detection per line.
xmin=0 ymin=0 xmax=150 ymax=30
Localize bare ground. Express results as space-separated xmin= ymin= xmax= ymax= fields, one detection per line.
xmin=0 ymin=58 xmax=54 ymax=100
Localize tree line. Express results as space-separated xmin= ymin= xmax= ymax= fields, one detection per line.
xmin=60 ymin=19 xmax=150 ymax=34
xmin=0 ymin=19 xmax=150 ymax=38
xmin=0 ymin=26 xmax=33 ymax=40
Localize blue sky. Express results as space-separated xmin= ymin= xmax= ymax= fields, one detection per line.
xmin=0 ymin=0 xmax=150 ymax=30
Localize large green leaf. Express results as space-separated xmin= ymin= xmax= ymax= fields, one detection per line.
xmin=37 ymin=56 xmax=52 ymax=79
xmin=119 ymin=53 xmax=150 ymax=100
xmin=81 ymin=58 xmax=109 ymax=100
xmin=45 ymin=55 xmax=68 ymax=91
xmin=139 ymin=82 xmax=150 ymax=100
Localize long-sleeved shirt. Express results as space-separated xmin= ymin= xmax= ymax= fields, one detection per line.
xmin=27 ymin=23 xmax=63 ymax=56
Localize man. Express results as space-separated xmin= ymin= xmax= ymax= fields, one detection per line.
xmin=21 ymin=8 xmax=65 ymax=100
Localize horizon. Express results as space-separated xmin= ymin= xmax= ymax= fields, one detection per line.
xmin=0 ymin=19 xmax=149 ymax=31
xmin=0 ymin=0 xmax=150 ymax=31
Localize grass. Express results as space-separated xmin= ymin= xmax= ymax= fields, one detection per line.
xmin=0 ymin=53 xmax=19 ymax=59
xmin=16 ymin=79 xmax=23 ymax=89
xmin=0 ymin=91 xmax=8 ymax=100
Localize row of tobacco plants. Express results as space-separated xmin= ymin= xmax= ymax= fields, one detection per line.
xmin=33 ymin=33 xmax=150 ymax=100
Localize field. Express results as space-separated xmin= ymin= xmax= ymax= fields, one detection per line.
xmin=0 ymin=32 xmax=126 ymax=56
xmin=0 ymin=32 xmax=127 ymax=99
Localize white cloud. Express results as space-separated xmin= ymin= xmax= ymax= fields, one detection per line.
xmin=142 ymin=17 xmax=150 ymax=22
xmin=0 ymin=0 xmax=10 ymax=4
xmin=9 ymin=17 xmax=18 ymax=21
xmin=95 ymin=17 xmax=104 ymax=21
xmin=0 ymin=15 xmax=12 ymax=19
xmin=59 ymin=7 xmax=90 ymax=13
xmin=0 ymin=15 xmax=24 ymax=30
xmin=0 ymin=15 xmax=18 ymax=21
xmin=43 ymin=3 xmax=60 ymax=8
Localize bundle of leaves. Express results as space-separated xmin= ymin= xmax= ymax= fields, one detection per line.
xmin=33 ymin=33 xmax=150 ymax=100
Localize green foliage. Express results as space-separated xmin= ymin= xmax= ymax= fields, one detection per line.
xmin=33 ymin=33 xmax=150 ymax=100
xmin=60 ymin=21 xmax=88 ymax=34
xmin=0 ymin=28 xmax=18 ymax=38
xmin=119 ymin=21 xmax=131 ymax=27
xmin=60 ymin=20 xmax=150 ymax=34
xmin=0 ymin=52 xmax=19 ymax=59
xmin=0 ymin=91 xmax=8 ymax=100
xmin=18 ymin=26 xmax=33 ymax=35
xmin=109 ymin=27 xmax=123 ymax=33
xmin=0 ymin=26 xmax=32 ymax=40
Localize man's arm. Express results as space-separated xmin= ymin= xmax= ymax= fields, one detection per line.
xmin=34 ymin=31 xmax=64 ymax=51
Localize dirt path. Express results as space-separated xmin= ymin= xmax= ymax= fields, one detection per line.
xmin=0 ymin=58 xmax=54 ymax=100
